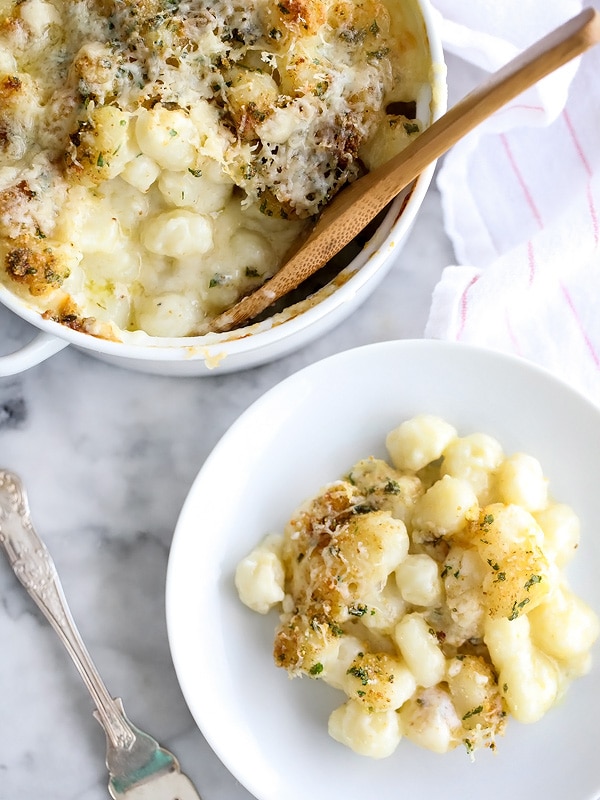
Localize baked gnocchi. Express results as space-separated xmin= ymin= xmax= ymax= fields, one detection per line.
xmin=0 ymin=0 xmax=434 ymax=340
xmin=236 ymin=414 xmax=599 ymax=758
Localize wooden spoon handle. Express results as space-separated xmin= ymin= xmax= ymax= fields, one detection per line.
xmin=212 ymin=7 xmax=600 ymax=333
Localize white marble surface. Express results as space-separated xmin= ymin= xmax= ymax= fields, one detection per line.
xmin=0 ymin=178 xmax=455 ymax=800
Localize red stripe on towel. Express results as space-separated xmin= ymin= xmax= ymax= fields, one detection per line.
xmin=527 ymin=240 xmax=536 ymax=286
xmin=563 ymin=110 xmax=599 ymax=247
xmin=587 ymin=184 xmax=599 ymax=247
xmin=457 ymin=274 xmax=480 ymax=340
xmin=560 ymin=282 xmax=600 ymax=370
xmin=563 ymin=110 xmax=592 ymax=176
xmin=500 ymin=134 xmax=544 ymax=230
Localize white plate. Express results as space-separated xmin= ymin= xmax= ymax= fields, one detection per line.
xmin=166 ymin=340 xmax=600 ymax=800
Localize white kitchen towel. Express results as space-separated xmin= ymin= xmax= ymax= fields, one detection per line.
xmin=424 ymin=0 xmax=600 ymax=404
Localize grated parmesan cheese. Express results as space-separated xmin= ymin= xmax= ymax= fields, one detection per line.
xmin=0 ymin=0 xmax=432 ymax=338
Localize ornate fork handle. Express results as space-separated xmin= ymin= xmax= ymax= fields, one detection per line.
xmin=0 ymin=469 xmax=137 ymax=751
xmin=0 ymin=469 xmax=183 ymax=780
xmin=0 ymin=469 xmax=195 ymax=799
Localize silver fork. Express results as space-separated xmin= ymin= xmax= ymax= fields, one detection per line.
xmin=0 ymin=469 xmax=203 ymax=800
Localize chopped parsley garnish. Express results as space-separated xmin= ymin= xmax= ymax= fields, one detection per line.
xmin=508 ymin=597 xmax=531 ymax=621
xmin=462 ymin=705 xmax=483 ymax=720
xmin=347 ymin=665 xmax=369 ymax=685
xmin=481 ymin=513 xmax=495 ymax=528
xmin=352 ymin=503 xmax=374 ymax=515
xmin=209 ymin=273 xmax=227 ymax=288
xmin=524 ymin=574 xmax=542 ymax=590
xmin=367 ymin=47 xmax=389 ymax=60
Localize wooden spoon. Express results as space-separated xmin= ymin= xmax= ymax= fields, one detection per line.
xmin=210 ymin=7 xmax=600 ymax=334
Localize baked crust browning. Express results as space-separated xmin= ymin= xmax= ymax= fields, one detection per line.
xmin=0 ymin=0 xmax=430 ymax=337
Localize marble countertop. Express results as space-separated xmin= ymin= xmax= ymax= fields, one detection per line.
xmin=0 ymin=180 xmax=454 ymax=800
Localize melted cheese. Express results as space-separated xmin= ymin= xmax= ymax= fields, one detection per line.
xmin=0 ymin=0 xmax=432 ymax=338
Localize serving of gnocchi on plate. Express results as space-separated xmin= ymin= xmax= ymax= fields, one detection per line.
xmin=166 ymin=340 xmax=600 ymax=800
xmin=236 ymin=413 xmax=598 ymax=759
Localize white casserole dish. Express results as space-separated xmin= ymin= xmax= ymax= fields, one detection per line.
xmin=0 ymin=0 xmax=446 ymax=377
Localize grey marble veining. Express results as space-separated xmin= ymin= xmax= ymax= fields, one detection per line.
xmin=0 ymin=183 xmax=454 ymax=800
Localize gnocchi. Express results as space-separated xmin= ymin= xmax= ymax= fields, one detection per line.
xmin=0 ymin=0 xmax=433 ymax=340
xmin=236 ymin=414 xmax=599 ymax=759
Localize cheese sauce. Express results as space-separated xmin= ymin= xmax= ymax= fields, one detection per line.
xmin=0 ymin=0 xmax=432 ymax=338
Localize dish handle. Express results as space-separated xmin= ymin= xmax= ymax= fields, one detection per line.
xmin=0 ymin=332 xmax=69 ymax=376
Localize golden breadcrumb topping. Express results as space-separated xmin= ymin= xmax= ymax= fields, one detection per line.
xmin=0 ymin=0 xmax=431 ymax=338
